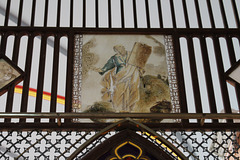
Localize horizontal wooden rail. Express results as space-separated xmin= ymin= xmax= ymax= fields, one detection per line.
xmin=0 ymin=113 xmax=240 ymax=120
xmin=0 ymin=27 xmax=240 ymax=35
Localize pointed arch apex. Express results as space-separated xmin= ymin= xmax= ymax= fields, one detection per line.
xmin=68 ymin=118 xmax=187 ymax=160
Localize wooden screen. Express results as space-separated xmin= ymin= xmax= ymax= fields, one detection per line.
xmin=0 ymin=0 xmax=239 ymax=130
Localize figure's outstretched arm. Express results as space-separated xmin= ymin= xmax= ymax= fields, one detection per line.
xmin=91 ymin=67 xmax=103 ymax=73
xmin=92 ymin=56 xmax=115 ymax=75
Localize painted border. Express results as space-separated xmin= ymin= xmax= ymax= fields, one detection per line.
xmin=72 ymin=34 xmax=180 ymax=122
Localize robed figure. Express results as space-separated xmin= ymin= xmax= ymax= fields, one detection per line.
xmin=95 ymin=43 xmax=152 ymax=112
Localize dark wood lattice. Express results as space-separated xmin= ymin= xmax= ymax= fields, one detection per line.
xmin=0 ymin=0 xmax=239 ymax=130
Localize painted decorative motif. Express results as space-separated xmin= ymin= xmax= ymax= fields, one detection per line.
xmin=0 ymin=59 xmax=19 ymax=87
xmin=109 ymin=141 xmax=149 ymax=160
xmin=73 ymin=35 xmax=179 ymax=122
xmin=0 ymin=55 xmax=24 ymax=96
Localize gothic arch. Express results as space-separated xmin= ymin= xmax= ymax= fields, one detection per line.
xmin=68 ymin=118 xmax=187 ymax=160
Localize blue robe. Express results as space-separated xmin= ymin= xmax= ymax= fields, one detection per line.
xmin=99 ymin=53 xmax=128 ymax=75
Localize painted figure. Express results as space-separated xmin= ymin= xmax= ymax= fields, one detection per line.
xmin=94 ymin=45 xmax=143 ymax=112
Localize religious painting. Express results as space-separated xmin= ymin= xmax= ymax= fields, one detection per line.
xmin=73 ymin=35 xmax=179 ymax=123
xmin=0 ymin=55 xmax=24 ymax=96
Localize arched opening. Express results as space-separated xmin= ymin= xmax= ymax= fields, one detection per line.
xmin=68 ymin=119 xmax=187 ymax=160
xmin=82 ymin=130 xmax=176 ymax=160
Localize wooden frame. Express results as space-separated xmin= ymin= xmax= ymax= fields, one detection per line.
xmin=0 ymin=54 xmax=24 ymax=96
xmin=72 ymin=34 xmax=180 ymax=124
xmin=226 ymin=59 xmax=240 ymax=87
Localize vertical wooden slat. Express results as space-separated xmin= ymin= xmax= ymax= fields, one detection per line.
xmin=20 ymin=35 xmax=34 ymax=123
xmin=65 ymin=33 xmax=74 ymax=123
xmin=173 ymin=35 xmax=189 ymax=124
xmin=0 ymin=33 xmax=8 ymax=122
xmin=50 ymin=35 xmax=60 ymax=123
xmin=108 ymin=0 xmax=112 ymax=28
xmin=219 ymin=0 xmax=228 ymax=28
xmin=44 ymin=0 xmax=49 ymax=27
xmin=236 ymin=84 xmax=240 ymax=112
xmin=169 ymin=0 xmax=176 ymax=28
xmin=157 ymin=0 xmax=163 ymax=28
xmin=17 ymin=0 xmax=24 ymax=26
xmin=6 ymin=35 xmax=21 ymax=106
xmin=96 ymin=0 xmax=99 ymax=28
xmin=236 ymin=35 xmax=240 ymax=111
xmin=4 ymin=0 xmax=11 ymax=26
xmin=212 ymin=36 xmax=233 ymax=123
xmin=120 ymin=0 xmax=125 ymax=28
xmin=194 ymin=0 xmax=208 ymax=117
xmin=225 ymin=36 xmax=240 ymax=110
xmin=70 ymin=0 xmax=74 ymax=27
xmin=199 ymin=36 xmax=218 ymax=123
xmin=31 ymin=0 xmax=37 ymax=27
xmin=35 ymin=34 xmax=48 ymax=123
xmin=231 ymin=0 xmax=240 ymax=28
xmin=206 ymin=0 xmax=215 ymax=28
xmin=57 ymin=0 xmax=61 ymax=27
xmin=5 ymin=34 xmax=21 ymax=123
xmin=145 ymin=0 xmax=150 ymax=28
xmin=182 ymin=0 xmax=190 ymax=28
xmin=194 ymin=0 xmax=203 ymax=28
xmin=186 ymin=36 xmax=203 ymax=117
xmin=83 ymin=0 xmax=86 ymax=28
xmin=10 ymin=35 xmax=21 ymax=79
xmin=0 ymin=34 xmax=8 ymax=55
xmin=226 ymin=36 xmax=237 ymax=72
xmin=132 ymin=0 xmax=138 ymax=28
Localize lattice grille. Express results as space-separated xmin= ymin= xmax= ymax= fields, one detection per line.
xmin=75 ymin=131 xmax=117 ymax=160
xmin=0 ymin=130 xmax=239 ymax=160
xmin=0 ymin=131 xmax=95 ymax=160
